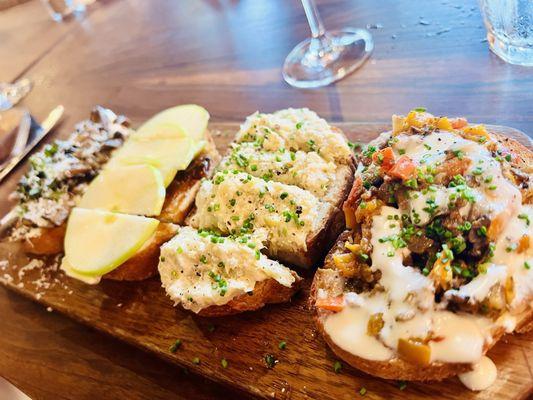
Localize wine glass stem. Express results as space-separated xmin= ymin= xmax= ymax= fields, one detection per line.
xmin=301 ymin=0 xmax=325 ymax=39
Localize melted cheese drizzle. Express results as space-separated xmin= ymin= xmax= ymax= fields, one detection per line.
xmin=395 ymin=131 xmax=522 ymax=228
xmin=458 ymin=356 xmax=498 ymax=391
xmin=324 ymin=206 xmax=489 ymax=365
xmin=324 ymin=129 xmax=531 ymax=391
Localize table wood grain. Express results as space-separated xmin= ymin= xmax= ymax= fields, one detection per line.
xmin=0 ymin=0 xmax=532 ymax=398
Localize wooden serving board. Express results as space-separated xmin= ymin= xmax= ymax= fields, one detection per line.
xmin=0 ymin=122 xmax=531 ymax=400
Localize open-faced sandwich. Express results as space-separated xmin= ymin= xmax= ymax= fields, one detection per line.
xmin=311 ymin=110 xmax=532 ymax=390
xmin=7 ymin=105 xmax=220 ymax=283
xmin=158 ymin=108 xmax=355 ymax=315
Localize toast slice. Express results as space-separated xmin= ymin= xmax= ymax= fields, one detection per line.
xmin=188 ymin=109 xmax=355 ymax=269
xmin=188 ymin=171 xmax=350 ymax=269
xmin=18 ymin=138 xmax=219 ymax=258
xmin=311 ymin=111 xmax=533 ymax=384
xmin=158 ymin=226 xmax=302 ymax=315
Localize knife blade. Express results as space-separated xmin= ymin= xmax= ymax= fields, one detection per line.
xmin=0 ymin=105 xmax=64 ymax=183
xmin=0 ymin=376 xmax=31 ymax=400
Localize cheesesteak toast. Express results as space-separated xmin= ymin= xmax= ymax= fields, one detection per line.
xmin=159 ymin=109 xmax=355 ymax=315
xmin=311 ymin=110 xmax=533 ymax=389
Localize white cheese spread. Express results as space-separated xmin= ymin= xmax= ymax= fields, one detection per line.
xmin=158 ymin=226 xmax=295 ymax=313
xmin=220 ymin=142 xmax=337 ymax=198
xmin=235 ymin=108 xmax=352 ymax=164
xmin=190 ymin=171 xmax=331 ymax=255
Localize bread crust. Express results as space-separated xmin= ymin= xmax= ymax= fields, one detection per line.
xmin=22 ymin=225 xmax=66 ymax=255
xmin=159 ymin=131 xmax=220 ymax=223
xmin=198 ymin=271 xmax=302 ymax=317
xmin=103 ymin=222 xmax=178 ymax=281
xmin=310 ymin=130 xmax=533 ymax=381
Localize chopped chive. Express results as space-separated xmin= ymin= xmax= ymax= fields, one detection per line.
xmin=333 ymin=360 xmax=342 ymax=373
xmin=264 ymin=354 xmax=277 ymax=369
xmin=278 ymin=341 xmax=287 ymax=350
xmin=221 ymin=358 xmax=228 ymax=368
xmin=518 ymin=213 xmax=530 ymax=226
xmin=169 ymin=339 xmax=181 ymax=353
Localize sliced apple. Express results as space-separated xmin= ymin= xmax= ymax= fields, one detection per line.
xmin=64 ymin=208 xmax=159 ymax=276
xmin=106 ymin=136 xmax=205 ymax=186
xmin=78 ymin=165 xmax=165 ymax=216
xmin=135 ymin=104 xmax=209 ymax=141
xmin=61 ymin=258 xmax=102 ymax=284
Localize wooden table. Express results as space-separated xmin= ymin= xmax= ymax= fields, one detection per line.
xmin=0 ymin=0 xmax=532 ymax=398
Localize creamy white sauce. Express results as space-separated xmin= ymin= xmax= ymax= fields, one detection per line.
xmin=406 ymin=186 xmax=481 ymax=226
xmin=393 ymin=131 xmax=460 ymax=165
xmin=396 ymin=130 xmax=522 ymax=228
xmin=495 ymin=313 xmax=517 ymax=333
xmin=324 ymin=303 xmax=394 ymax=361
xmin=444 ymin=264 xmax=507 ymax=304
xmin=370 ymin=206 xmax=433 ymax=301
xmin=493 ymin=205 xmax=533 ymax=309
xmin=458 ymin=356 xmax=497 ymax=391
xmin=220 ymin=143 xmax=336 ymax=198
xmin=429 ymin=312 xmax=485 ymax=363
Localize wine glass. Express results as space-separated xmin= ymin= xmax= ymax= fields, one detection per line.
xmin=283 ymin=0 xmax=374 ymax=89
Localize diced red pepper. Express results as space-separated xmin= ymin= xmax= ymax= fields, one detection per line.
xmin=451 ymin=117 xmax=468 ymax=129
xmin=315 ymin=296 xmax=345 ymax=312
xmin=372 ymin=147 xmax=395 ymax=172
xmin=388 ymin=155 xmax=417 ymax=180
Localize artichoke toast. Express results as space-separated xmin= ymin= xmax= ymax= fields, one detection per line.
xmin=311 ymin=110 xmax=532 ymax=390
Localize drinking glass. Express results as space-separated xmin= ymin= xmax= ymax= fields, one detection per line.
xmin=479 ymin=0 xmax=533 ymax=66
xmin=283 ymin=0 xmax=374 ymax=88
xmin=40 ymin=0 xmax=86 ymax=22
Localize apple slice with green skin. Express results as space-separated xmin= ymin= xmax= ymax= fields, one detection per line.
xmin=64 ymin=208 xmax=159 ymax=277
xmin=135 ymin=104 xmax=209 ymax=141
xmin=78 ymin=164 xmax=165 ymax=216
xmin=61 ymin=258 xmax=102 ymax=284
xmin=106 ymin=136 xmax=205 ymax=186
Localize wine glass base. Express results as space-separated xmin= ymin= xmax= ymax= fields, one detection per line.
xmin=283 ymin=28 xmax=374 ymax=89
